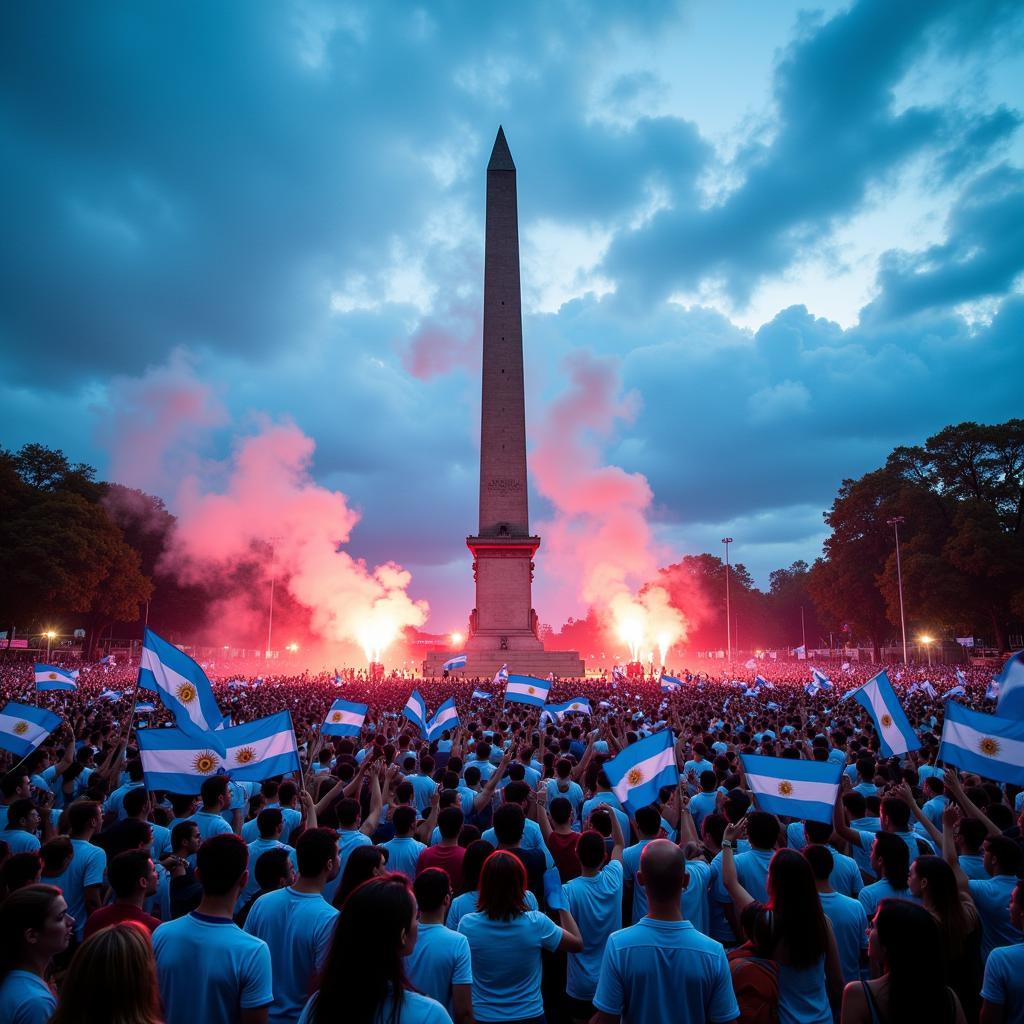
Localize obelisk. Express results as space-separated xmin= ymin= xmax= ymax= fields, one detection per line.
xmin=424 ymin=127 xmax=583 ymax=678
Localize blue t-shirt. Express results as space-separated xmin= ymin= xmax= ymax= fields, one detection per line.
xmin=819 ymin=891 xmax=867 ymax=984
xmin=562 ymin=861 xmax=624 ymax=1000
xmin=405 ymin=922 xmax=473 ymax=1014
xmin=0 ymin=970 xmax=55 ymax=1024
xmin=581 ymin=794 xmax=630 ymax=841
xmin=409 ymin=774 xmax=438 ymax=814
xmin=48 ymin=837 xmax=107 ymax=940
xmin=243 ymin=887 xmax=339 ymax=1024
xmin=981 ymin=942 xmax=1024 ymax=1024
xmin=238 ymin=838 xmax=298 ymax=912
xmin=593 ymin=918 xmax=738 ymax=1024
xmin=382 ymin=836 xmax=427 ymax=880
xmin=153 ymin=912 xmax=273 ymax=1024
xmin=194 ymin=810 xmax=234 ymax=841
xmin=682 ymin=859 xmax=711 ymax=937
xmin=689 ymin=791 xmax=718 ymax=832
xmin=0 ymin=830 xmax=40 ymax=854
xmin=322 ymin=829 xmax=372 ymax=903
xmin=826 ymin=847 xmax=863 ymax=898
xmin=857 ymin=879 xmax=919 ymax=921
xmin=958 ymin=854 xmax=990 ymax=880
xmin=446 ymin=888 xmax=537 ymax=932
xmin=713 ymin=848 xmax=773 ymax=904
xmin=623 ymin=840 xmax=654 ymax=922
xmin=297 ymin=989 xmax=451 ymax=1024
xmin=969 ymin=875 xmax=1024 ymax=959
xmin=481 ymin=819 xmax=555 ymax=870
xmin=457 ymin=910 xmax=562 ymax=1021
xmin=778 ymin=959 xmax=831 ymax=1024
xmin=545 ymin=779 xmax=585 ymax=823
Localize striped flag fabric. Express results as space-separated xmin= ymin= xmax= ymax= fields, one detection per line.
xmin=442 ymin=654 xmax=467 ymax=671
xmin=543 ymin=697 xmax=591 ymax=721
xmin=994 ymin=651 xmax=1024 ymax=718
xmin=471 ymin=689 xmax=492 ymax=700
xmin=0 ymin=703 xmax=61 ymax=759
xmin=493 ymin=664 xmax=509 ymax=686
xmin=138 ymin=629 xmax=224 ymax=740
xmin=321 ymin=699 xmax=367 ymax=737
xmin=34 ymin=664 xmax=79 ymax=691
xmin=426 ymin=698 xmax=460 ymax=740
xmin=603 ymin=729 xmax=678 ymax=814
xmin=811 ymin=667 xmax=833 ymax=690
xmin=741 ymin=753 xmax=843 ymax=824
xmin=505 ymin=675 xmax=551 ymax=708
xmin=403 ymin=689 xmax=428 ymax=735
xmin=660 ymin=674 xmax=682 ymax=692
xmin=939 ymin=701 xmax=1024 ymax=786
xmin=846 ymin=669 xmax=920 ymax=757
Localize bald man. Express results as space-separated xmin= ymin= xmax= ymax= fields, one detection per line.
xmin=592 ymin=840 xmax=739 ymax=1024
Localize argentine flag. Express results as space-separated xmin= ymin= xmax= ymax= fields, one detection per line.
xmin=0 ymin=703 xmax=61 ymax=759
xmin=603 ymin=730 xmax=678 ymax=814
xmin=427 ymin=698 xmax=460 ymax=740
xmin=847 ymin=670 xmax=920 ymax=757
xmin=227 ymin=679 xmax=250 ymax=690
xmin=137 ymin=710 xmax=300 ymax=793
xmin=955 ymin=668 xmax=968 ymax=689
xmin=472 ymin=689 xmax=492 ymax=700
xmin=443 ymin=653 xmax=467 ymax=671
xmin=505 ymin=674 xmax=551 ymax=708
xmin=138 ymin=629 xmax=224 ymax=741
xmin=754 ymin=675 xmax=771 ymax=690
xmin=135 ymin=701 xmax=156 ymax=713
xmin=804 ymin=680 xmax=820 ymax=697
xmin=493 ymin=664 xmax=509 ymax=686
xmin=741 ymin=753 xmax=843 ymax=825
xmin=403 ymin=689 xmax=428 ymax=734
xmin=793 ymin=645 xmax=806 ymax=660
xmin=946 ymin=685 xmax=966 ymax=699
xmin=322 ymin=699 xmax=367 ymax=737
xmin=34 ymin=664 xmax=79 ymax=691
xmin=811 ymin=668 xmax=832 ymax=690
xmin=99 ymin=689 xmax=122 ymax=701
xmin=921 ymin=681 xmax=936 ymax=698
xmin=986 ymin=679 xmax=1000 ymax=701
xmin=544 ymin=697 xmax=591 ymax=721
xmin=660 ymin=674 xmax=682 ymax=692
xmin=939 ymin=701 xmax=1024 ymax=786
xmin=994 ymin=651 xmax=1024 ymax=719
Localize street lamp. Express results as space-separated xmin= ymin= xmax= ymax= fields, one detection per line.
xmin=721 ymin=538 xmax=733 ymax=662
xmin=886 ymin=516 xmax=908 ymax=665
xmin=45 ymin=630 xmax=56 ymax=660
xmin=450 ymin=632 xmax=464 ymax=648
xmin=919 ymin=634 xmax=934 ymax=667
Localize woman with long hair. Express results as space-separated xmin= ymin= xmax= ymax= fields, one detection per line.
xmin=909 ymin=855 xmax=981 ymax=1020
xmin=722 ymin=821 xmax=843 ymax=1024
xmin=332 ymin=844 xmax=389 ymax=909
xmin=51 ymin=923 xmax=163 ymax=1024
xmin=446 ymin=840 xmax=503 ymax=931
xmin=0 ymin=883 xmax=74 ymax=1023
xmin=841 ymin=899 xmax=965 ymax=1024
xmin=456 ymin=849 xmax=582 ymax=1024
xmin=300 ymin=873 xmax=450 ymax=1024
xmin=857 ymin=833 xmax=918 ymax=919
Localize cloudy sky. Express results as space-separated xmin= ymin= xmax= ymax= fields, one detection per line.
xmin=2 ymin=0 xmax=1023 ymax=635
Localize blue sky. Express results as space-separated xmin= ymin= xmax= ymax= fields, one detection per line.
xmin=2 ymin=1 xmax=1023 ymax=634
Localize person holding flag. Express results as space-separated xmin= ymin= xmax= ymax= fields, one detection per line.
xmin=844 ymin=669 xmax=921 ymax=758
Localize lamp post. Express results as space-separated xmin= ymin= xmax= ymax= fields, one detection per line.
xmin=722 ymin=537 xmax=733 ymax=662
xmin=45 ymin=630 xmax=56 ymax=660
xmin=920 ymin=635 xmax=933 ymax=667
xmin=886 ymin=516 xmax=908 ymax=665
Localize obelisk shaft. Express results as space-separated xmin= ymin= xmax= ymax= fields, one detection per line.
xmin=478 ymin=126 xmax=529 ymax=538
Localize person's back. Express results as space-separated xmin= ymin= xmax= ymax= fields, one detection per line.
xmin=153 ymin=834 xmax=273 ymax=1024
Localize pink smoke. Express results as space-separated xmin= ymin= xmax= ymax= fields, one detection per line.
xmin=401 ymin=310 xmax=479 ymax=381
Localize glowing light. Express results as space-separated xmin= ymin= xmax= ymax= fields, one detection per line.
xmin=657 ymin=632 xmax=671 ymax=666
xmin=919 ymin=635 xmax=934 ymax=644
xmin=450 ymin=632 xmax=464 ymax=647
xmin=357 ymin=615 xmax=400 ymax=664
xmin=45 ymin=630 xmax=56 ymax=639
xmin=615 ymin=608 xmax=645 ymax=661
xmin=285 ymin=642 xmax=299 ymax=653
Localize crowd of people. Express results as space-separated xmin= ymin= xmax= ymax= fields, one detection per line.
xmin=0 ymin=652 xmax=1020 ymax=1024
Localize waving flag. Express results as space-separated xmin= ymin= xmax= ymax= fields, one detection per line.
xmin=493 ymin=664 xmax=509 ymax=686
xmin=921 ymin=681 xmax=936 ymax=698
xmin=227 ymin=679 xmax=250 ymax=690
xmin=138 ymin=629 xmax=224 ymax=740
xmin=135 ymin=701 xmax=156 ymax=713
xmin=505 ymin=675 xmax=551 ymax=708
xmin=754 ymin=675 xmax=771 ymax=690
xmin=994 ymin=651 xmax=1024 ymax=718
xmin=612 ymin=665 xmax=626 ymax=685
xmin=793 ymin=645 xmax=806 ymax=659
xmin=604 ymin=730 xmax=678 ymax=813
xmin=744 ymin=658 xmax=757 ymax=670
xmin=811 ymin=668 xmax=833 ymax=690
xmin=741 ymin=754 xmax=843 ymax=824
xmin=0 ymin=703 xmax=61 ymax=759
xmin=946 ymin=685 xmax=966 ymax=699
xmin=804 ymin=681 xmax=820 ymax=697
xmin=660 ymin=674 xmax=682 ymax=692
xmin=322 ymin=699 xmax=367 ymax=737
xmin=443 ymin=653 xmax=467 ymax=671
xmin=403 ymin=689 xmax=428 ymax=734
xmin=472 ymin=689 xmax=492 ymax=700
xmin=986 ymin=679 xmax=1001 ymax=701
xmin=939 ymin=701 xmax=1024 ymax=785
xmin=847 ymin=669 xmax=920 ymax=757
xmin=955 ymin=668 xmax=968 ymax=688
xmin=34 ymin=664 xmax=79 ymax=691
xmin=426 ymin=698 xmax=460 ymax=740
xmin=99 ymin=688 xmax=123 ymax=701
xmin=543 ymin=697 xmax=591 ymax=720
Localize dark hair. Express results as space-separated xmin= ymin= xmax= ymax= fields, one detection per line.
xmin=438 ymin=806 xmax=463 ymax=840
xmin=874 ymin=899 xmax=954 ymax=1022
xmin=549 ymin=797 xmax=572 ymax=826
xmin=413 ymin=867 xmax=451 ymax=914
xmin=0 ymin=774 xmax=28 ymax=799
xmin=257 ymin=808 xmax=283 ymax=838
xmin=0 ymin=884 xmax=64 ymax=981
xmin=492 ymin=803 xmax=525 ymax=846
xmin=105 ymin=818 xmax=152 ymax=859
xmin=881 ymin=797 xmax=910 ymax=831
xmin=39 ymin=836 xmax=73 ymax=875
xmin=913 ymin=856 xmax=968 ymax=960
xmin=873 ymin=833 xmax=910 ymax=890
xmin=763 ymin=849 xmax=830 ymax=969
xmin=803 ymin=844 xmax=834 ymax=882
xmin=108 ymin=850 xmax=152 ymax=899
xmin=461 ymin=840 xmax=495 ymax=891
xmin=1 ymin=852 xmax=42 ymax=894
xmin=392 ymin=806 xmax=416 ymax=836
xmin=747 ymin=812 xmax=780 ymax=850
xmin=279 ymin=781 xmax=298 ymax=805
xmin=957 ymin=817 xmax=987 ymax=853
xmin=68 ymin=800 xmax=101 ymax=834
xmin=336 ymin=798 xmax=360 ymax=828
xmin=334 ymin=846 xmax=388 ymax=909
xmin=634 ymin=805 xmax=661 ymax=837
xmin=171 ymin=820 xmax=199 ymax=850
xmin=122 ymin=787 xmax=149 ymax=818
xmin=313 ymin=875 xmax=415 ymax=1024
xmin=196 ymin=834 xmax=248 ymax=896
xmin=577 ymin=830 xmax=606 ymax=870
xmin=296 ymin=828 xmax=338 ymax=879
xmin=200 ymin=775 xmax=229 ymax=807
xmin=477 ymin=851 xmax=528 ymax=920
xmin=985 ymin=835 xmax=1023 ymax=875
xmin=253 ymin=847 xmax=292 ymax=891
xmin=504 ymin=781 xmax=529 ymax=804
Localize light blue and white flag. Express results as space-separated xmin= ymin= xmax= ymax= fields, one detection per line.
xmin=544 ymin=697 xmax=591 ymax=720
xmin=921 ymin=681 xmax=937 ymax=699
xmin=766 ymin=701 xmax=780 ymax=711
xmin=99 ymin=688 xmax=123 ymax=701
xmin=493 ymin=664 xmax=509 ymax=686
xmin=994 ymin=651 xmax=1024 ymax=719
xmin=403 ymin=689 xmax=428 ymax=734
xmin=34 ymin=664 xmax=79 ymax=691
xmin=660 ymin=674 xmax=683 ymax=692
xmin=443 ymin=653 xmax=467 ymax=672
xmin=227 ymin=679 xmax=250 ymax=690
xmin=804 ymin=681 xmax=820 ymax=697
xmin=471 ymin=689 xmax=492 ymax=700
xmin=986 ymin=678 xmax=1001 ymax=701
xmin=754 ymin=675 xmax=771 ymax=690
xmin=138 ymin=629 xmax=224 ymax=740
xmin=793 ymin=645 xmax=806 ymax=659
xmin=847 ymin=669 xmax=920 ymax=757
xmin=741 ymin=753 xmax=843 ymax=824
xmin=505 ymin=675 xmax=551 ymax=708
xmin=0 ymin=703 xmax=61 ymax=759
xmin=955 ymin=668 xmax=968 ymax=688
xmin=137 ymin=710 xmax=300 ymax=793
xmin=426 ymin=698 xmax=460 ymax=740
xmin=98 ymin=655 xmax=114 ymax=666
xmin=135 ymin=701 xmax=156 ymax=713
xmin=744 ymin=658 xmax=757 ymax=670
xmin=946 ymin=685 xmax=966 ymax=699
xmin=939 ymin=701 xmax=1024 ymax=786
xmin=322 ymin=699 xmax=367 ymax=737
xmin=603 ymin=729 xmax=678 ymax=813
xmin=811 ymin=668 xmax=832 ymax=690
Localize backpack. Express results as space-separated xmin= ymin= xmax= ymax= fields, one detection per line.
xmin=727 ymin=943 xmax=779 ymax=1024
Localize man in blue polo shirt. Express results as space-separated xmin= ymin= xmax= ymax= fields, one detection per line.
xmin=592 ymin=840 xmax=739 ymax=1024
xmin=980 ymin=879 xmax=1024 ymax=1024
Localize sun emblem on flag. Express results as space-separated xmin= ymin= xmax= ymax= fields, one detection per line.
xmin=13 ymin=721 xmax=29 ymax=736
xmin=331 ymin=711 xmax=343 ymax=722
xmin=192 ymin=750 xmax=219 ymax=774
xmin=48 ymin=672 xmax=58 ymax=680
xmin=627 ymin=767 xmax=644 ymax=786
xmin=979 ymin=736 xmax=1000 ymax=757
xmin=234 ymin=746 xmax=257 ymax=766
xmin=880 ymin=714 xmax=893 ymax=728
xmin=527 ymin=686 xmax=535 ymax=694
xmin=778 ymin=780 xmax=794 ymax=797
xmin=176 ymin=682 xmax=197 ymax=704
